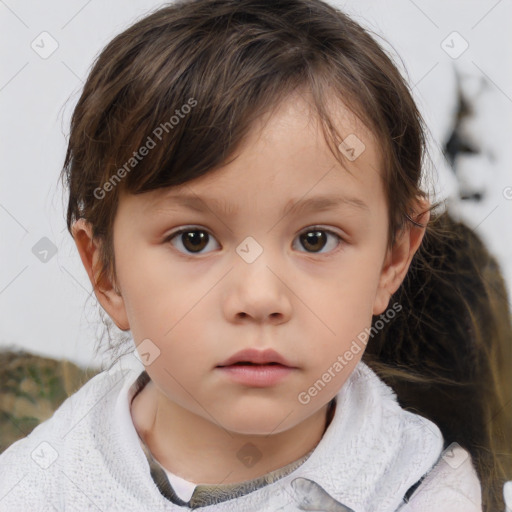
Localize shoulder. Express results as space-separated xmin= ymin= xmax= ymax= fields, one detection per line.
xmin=347 ymin=363 xmax=481 ymax=511
xmin=0 ymin=364 xmax=139 ymax=508
xmin=401 ymin=443 xmax=482 ymax=512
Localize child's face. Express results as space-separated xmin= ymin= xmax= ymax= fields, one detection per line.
xmin=85 ymin=93 xmax=412 ymax=435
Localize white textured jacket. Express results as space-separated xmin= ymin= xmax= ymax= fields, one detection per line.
xmin=0 ymin=359 xmax=484 ymax=511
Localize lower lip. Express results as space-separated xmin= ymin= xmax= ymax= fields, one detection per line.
xmin=216 ymin=364 xmax=294 ymax=387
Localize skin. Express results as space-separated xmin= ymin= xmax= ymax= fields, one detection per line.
xmin=72 ymin=91 xmax=429 ymax=485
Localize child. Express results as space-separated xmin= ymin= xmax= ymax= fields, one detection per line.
xmin=0 ymin=0 xmax=510 ymax=510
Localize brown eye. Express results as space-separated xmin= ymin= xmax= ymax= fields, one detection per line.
xmin=181 ymin=231 xmax=208 ymax=252
xmin=167 ymin=228 xmax=219 ymax=254
xmin=295 ymin=228 xmax=342 ymax=254
xmin=300 ymin=230 xmax=326 ymax=252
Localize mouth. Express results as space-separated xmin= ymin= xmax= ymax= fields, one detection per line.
xmin=215 ymin=348 xmax=297 ymax=387
xmin=222 ymin=362 xmax=284 ymax=366
xmin=215 ymin=359 xmax=296 ymax=387
xmin=216 ymin=348 xmax=295 ymax=368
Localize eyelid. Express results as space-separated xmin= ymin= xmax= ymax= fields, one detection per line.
xmin=164 ymin=224 xmax=345 ymax=255
xmin=164 ymin=225 xmax=217 ymax=245
xmin=294 ymin=225 xmax=345 ymax=255
xmin=163 ymin=226 xmax=220 ymax=259
xmin=164 ymin=224 xmax=345 ymax=239
xmin=166 ymin=225 xmax=213 ymax=237
xmin=301 ymin=225 xmax=344 ymax=237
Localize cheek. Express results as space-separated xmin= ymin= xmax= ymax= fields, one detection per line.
xmin=297 ymin=279 xmax=377 ymax=403
xmin=114 ymin=246 xmax=192 ymax=333
xmin=321 ymin=263 xmax=380 ymax=329
xmin=122 ymin=282 xmax=216 ymax=375
xmin=299 ymin=258 xmax=382 ymax=371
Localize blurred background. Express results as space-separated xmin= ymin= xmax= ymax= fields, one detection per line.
xmin=1 ymin=0 xmax=511 ymax=371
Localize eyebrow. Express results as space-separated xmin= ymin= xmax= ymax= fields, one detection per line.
xmin=158 ymin=193 xmax=370 ymax=217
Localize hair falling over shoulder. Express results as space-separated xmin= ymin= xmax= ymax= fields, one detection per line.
xmin=58 ymin=0 xmax=511 ymax=508
xmin=364 ymin=209 xmax=512 ymax=510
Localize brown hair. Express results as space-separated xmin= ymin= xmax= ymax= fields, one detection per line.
xmin=365 ymin=211 xmax=512 ymax=510
xmin=59 ymin=0 xmax=511 ymax=508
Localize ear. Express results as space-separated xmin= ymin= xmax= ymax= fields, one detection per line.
xmin=71 ymin=218 xmax=130 ymax=331
xmin=373 ymin=197 xmax=430 ymax=315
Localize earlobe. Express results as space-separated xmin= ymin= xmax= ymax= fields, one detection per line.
xmin=71 ymin=218 xmax=130 ymax=331
xmin=373 ymin=198 xmax=430 ymax=316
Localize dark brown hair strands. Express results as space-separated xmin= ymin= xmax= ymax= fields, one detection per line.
xmin=59 ymin=1 xmax=512 ymax=508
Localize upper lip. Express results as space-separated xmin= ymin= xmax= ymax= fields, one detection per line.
xmin=216 ymin=348 xmax=295 ymax=367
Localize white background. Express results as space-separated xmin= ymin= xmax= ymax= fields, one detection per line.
xmin=1 ymin=0 xmax=511 ymax=368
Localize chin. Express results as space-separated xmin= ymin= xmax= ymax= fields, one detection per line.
xmin=218 ymin=406 xmax=303 ymax=437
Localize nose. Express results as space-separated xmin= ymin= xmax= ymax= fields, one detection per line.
xmin=222 ymin=247 xmax=293 ymax=325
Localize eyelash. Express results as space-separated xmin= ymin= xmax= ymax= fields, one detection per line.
xmin=164 ymin=225 xmax=344 ymax=256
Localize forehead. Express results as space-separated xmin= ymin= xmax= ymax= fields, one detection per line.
xmin=124 ymin=91 xmax=386 ymax=218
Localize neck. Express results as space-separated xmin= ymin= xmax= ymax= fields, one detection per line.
xmin=131 ymin=379 xmax=331 ymax=484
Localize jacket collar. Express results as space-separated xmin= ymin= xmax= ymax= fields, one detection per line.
xmin=270 ymin=360 xmax=445 ymax=512
xmin=116 ymin=359 xmax=444 ymax=511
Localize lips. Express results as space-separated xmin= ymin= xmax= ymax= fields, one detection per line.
xmin=216 ymin=348 xmax=295 ymax=368
xmin=215 ymin=348 xmax=296 ymax=387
